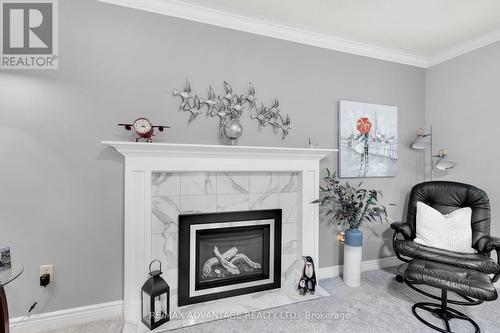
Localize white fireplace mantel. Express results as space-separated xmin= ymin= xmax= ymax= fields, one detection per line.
xmin=102 ymin=141 xmax=336 ymax=160
xmin=102 ymin=141 xmax=337 ymax=328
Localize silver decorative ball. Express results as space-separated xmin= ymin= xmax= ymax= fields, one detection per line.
xmin=222 ymin=119 xmax=243 ymax=145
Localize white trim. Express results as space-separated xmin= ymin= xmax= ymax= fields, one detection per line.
xmin=6 ymin=257 xmax=398 ymax=331
xmin=317 ymin=264 xmax=341 ymax=280
xmin=96 ymin=0 xmax=428 ymax=68
xmin=427 ymin=29 xmax=500 ymax=67
xmin=96 ymin=0 xmax=500 ymax=68
xmin=10 ymin=301 xmax=123 ymax=333
xmin=101 ymin=141 xmax=337 ymax=160
xmin=4 ymin=257 xmax=493 ymax=332
xmin=317 ymin=256 xmax=400 ymax=279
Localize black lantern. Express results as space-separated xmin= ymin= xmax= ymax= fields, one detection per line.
xmin=141 ymin=260 xmax=170 ymax=329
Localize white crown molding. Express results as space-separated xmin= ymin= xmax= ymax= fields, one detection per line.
xmin=10 ymin=300 xmax=123 ymax=333
xmin=427 ymin=29 xmax=500 ymax=67
xmin=97 ymin=0 xmax=500 ymax=69
xmin=97 ymin=0 xmax=428 ymax=68
xmin=317 ymin=256 xmax=400 ymax=279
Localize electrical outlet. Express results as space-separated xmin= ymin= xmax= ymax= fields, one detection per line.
xmin=40 ymin=264 xmax=54 ymax=282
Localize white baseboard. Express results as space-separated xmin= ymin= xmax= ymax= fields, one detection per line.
xmin=8 ymin=256 xmax=398 ymax=332
xmin=318 ymin=256 xmax=400 ymax=279
xmin=6 ymin=256 xmax=494 ymax=332
xmin=10 ymin=300 xmax=123 ymax=333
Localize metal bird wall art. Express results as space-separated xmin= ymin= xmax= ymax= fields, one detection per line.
xmin=243 ymin=83 xmax=257 ymax=109
xmin=172 ymin=79 xmax=291 ymax=140
xmin=223 ymin=81 xmax=234 ymax=101
xmin=172 ymin=79 xmax=192 ymax=110
xmin=184 ymin=95 xmax=202 ymax=123
xmin=200 ymin=86 xmax=218 ymax=117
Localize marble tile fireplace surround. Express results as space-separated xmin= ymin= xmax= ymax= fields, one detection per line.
xmin=103 ymin=142 xmax=336 ymax=331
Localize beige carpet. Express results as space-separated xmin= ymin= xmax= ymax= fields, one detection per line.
xmin=33 ymin=317 xmax=123 ymax=333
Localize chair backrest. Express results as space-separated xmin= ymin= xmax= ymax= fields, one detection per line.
xmin=407 ymin=181 xmax=491 ymax=249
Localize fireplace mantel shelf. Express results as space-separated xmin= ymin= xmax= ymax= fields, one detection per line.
xmin=102 ymin=141 xmax=338 ymax=160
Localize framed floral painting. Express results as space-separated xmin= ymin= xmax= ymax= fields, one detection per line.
xmin=338 ymin=101 xmax=398 ymax=178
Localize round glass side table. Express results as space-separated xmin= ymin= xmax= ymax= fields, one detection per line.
xmin=0 ymin=262 xmax=23 ymax=333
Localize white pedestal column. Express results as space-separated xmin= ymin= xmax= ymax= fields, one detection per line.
xmin=343 ymin=228 xmax=363 ymax=287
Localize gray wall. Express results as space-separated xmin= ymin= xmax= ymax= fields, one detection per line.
xmin=426 ymin=41 xmax=500 ymax=236
xmin=0 ymin=0 xmax=425 ymax=317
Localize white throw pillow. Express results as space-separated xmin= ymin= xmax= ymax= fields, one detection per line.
xmin=414 ymin=202 xmax=475 ymax=253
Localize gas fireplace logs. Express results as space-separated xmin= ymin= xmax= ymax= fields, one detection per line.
xmin=202 ymin=246 xmax=261 ymax=278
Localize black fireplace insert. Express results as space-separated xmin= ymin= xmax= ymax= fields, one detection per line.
xmin=178 ymin=209 xmax=282 ymax=306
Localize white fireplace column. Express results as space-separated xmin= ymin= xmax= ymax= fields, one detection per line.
xmin=103 ymin=142 xmax=336 ymax=325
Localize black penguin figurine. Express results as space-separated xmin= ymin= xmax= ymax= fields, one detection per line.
xmin=298 ymin=256 xmax=317 ymax=295
xmin=298 ymin=277 xmax=308 ymax=296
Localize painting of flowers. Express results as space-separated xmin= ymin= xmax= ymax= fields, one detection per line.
xmin=339 ymin=101 xmax=398 ymax=178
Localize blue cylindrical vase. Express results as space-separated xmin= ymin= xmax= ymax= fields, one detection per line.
xmin=343 ymin=228 xmax=363 ymax=287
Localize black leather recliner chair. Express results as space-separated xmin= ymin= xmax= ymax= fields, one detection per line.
xmin=392 ymin=181 xmax=500 ymax=283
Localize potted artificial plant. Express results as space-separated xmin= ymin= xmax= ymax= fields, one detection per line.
xmin=313 ymin=169 xmax=389 ymax=287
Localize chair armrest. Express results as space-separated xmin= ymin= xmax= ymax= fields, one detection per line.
xmin=477 ymin=235 xmax=500 ymax=253
xmin=390 ymin=222 xmax=412 ymax=239
xmin=477 ymin=235 xmax=500 ymax=283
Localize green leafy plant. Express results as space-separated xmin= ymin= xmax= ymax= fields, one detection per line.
xmin=312 ymin=169 xmax=389 ymax=229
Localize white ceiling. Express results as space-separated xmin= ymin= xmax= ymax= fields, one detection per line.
xmin=176 ymin=0 xmax=500 ymax=57
xmin=99 ymin=0 xmax=500 ymax=67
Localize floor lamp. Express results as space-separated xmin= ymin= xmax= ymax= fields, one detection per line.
xmin=411 ymin=126 xmax=456 ymax=180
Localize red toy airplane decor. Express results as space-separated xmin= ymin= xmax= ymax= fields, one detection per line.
xmin=118 ymin=118 xmax=170 ymax=142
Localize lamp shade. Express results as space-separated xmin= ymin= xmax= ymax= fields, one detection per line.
xmin=436 ymin=157 xmax=457 ymax=170
xmin=411 ymin=135 xmax=431 ymax=150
